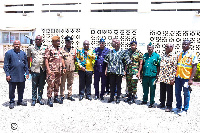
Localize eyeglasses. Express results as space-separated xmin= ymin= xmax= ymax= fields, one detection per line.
xmin=35 ymin=39 xmax=41 ymax=41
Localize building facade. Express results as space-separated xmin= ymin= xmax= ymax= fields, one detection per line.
xmin=0 ymin=0 xmax=200 ymax=61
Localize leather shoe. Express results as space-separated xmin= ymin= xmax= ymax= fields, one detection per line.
xmin=94 ymin=96 xmax=99 ymax=100
xmin=165 ymin=107 xmax=172 ymax=112
xmin=31 ymin=100 xmax=36 ymax=106
xmin=100 ymin=96 xmax=104 ymax=100
xmin=86 ymin=96 xmax=92 ymax=101
xmin=47 ymin=98 xmax=53 ymax=107
xmin=17 ymin=101 xmax=27 ymax=106
xmin=59 ymin=97 xmax=64 ymax=104
xmin=54 ymin=96 xmax=60 ymax=103
xmin=9 ymin=102 xmax=15 ymax=109
xmin=139 ymin=101 xmax=147 ymax=105
xmin=148 ymin=104 xmax=154 ymax=108
xmin=67 ymin=96 xmax=75 ymax=101
xmin=79 ymin=96 xmax=83 ymax=101
xmin=116 ymin=99 xmax=120 ymax=104
xmin=37 ymin=99 xmax=44 ymax=105
xmin=108 ymin=99 xmax=114 ymax=103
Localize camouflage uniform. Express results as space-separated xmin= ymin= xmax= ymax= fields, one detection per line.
xmin=60 ymin=47 xmax=76 ymax=98
xmin=27 ymin=44 xmax=47 ymax=101
xmin=126 ymin=48 xmax=143 ymax=95
xmin=44 ymin=45 xmax=63 ymax=98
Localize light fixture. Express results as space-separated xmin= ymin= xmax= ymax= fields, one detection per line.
xmin=23 ymin=13 xmax=27 ymax=16
xmin=57 ymin=12 xmax=61 ymax=16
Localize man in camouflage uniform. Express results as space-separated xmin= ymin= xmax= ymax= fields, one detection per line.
xmin=59 ymin=36 xmax=76 ymax=104
xmin=125 ymin=41 xmax=143 ymax=104
xmin=27 ymin=35 xmax=47 ymax=106
xmin=44 ymin=36 xmax=66 ymax=107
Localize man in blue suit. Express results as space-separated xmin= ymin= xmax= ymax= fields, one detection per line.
xmin=94 ymin=38 xmax=110 ymax=100
xmin=4 ymin=40 xmax=29 ymax=109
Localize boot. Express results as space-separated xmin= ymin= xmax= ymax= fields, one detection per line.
xmin=128 ymin=94 xmax=133 ymax=105
xmin=124 ymin=94 xmax=131 ymax=103
xmin=47 ymin=98 xmax=53 ymax=107
xmin=54 ymin=96 xmax=60 ymax=103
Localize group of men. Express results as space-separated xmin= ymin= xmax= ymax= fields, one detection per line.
xmin=4 ymin=35 xmax=198 ymax=115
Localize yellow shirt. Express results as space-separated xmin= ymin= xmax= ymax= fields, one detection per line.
xmin=76 ymin=48 xmax=96 ymax=71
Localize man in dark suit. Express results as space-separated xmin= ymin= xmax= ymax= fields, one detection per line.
xmin=4 ymin=40 xmax=29 ymax=109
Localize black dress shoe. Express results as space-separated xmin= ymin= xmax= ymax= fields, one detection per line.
xmin=79 ymin=96 xmax=83 ymax=101
xmin=148 ymin=104 xmax=154 ymax=108
xmin=59 ymin=97 xmax=64 ymax=104
xmin=54 ymin=96 xmax=60 ymax=103
xmin=86 ymin=96 xmax=92 ymax=101
xmin=9 ymin=102 xmax=15 ymax=109
xmin=68 ymin=96 xmax=75 ymax=101
xmin=139 ymin=101 xmax=147 ymax=105
xmin=100 ymin=96 xmax=104 ymax=100
xmin=17 ymin=101 xmax=27 ymax=106
xmin=37 ymin=99 xmax=44 ymax=105
xmin=94 ymin=96 xmax=99 ymax=100
xmin=31 ymin=100 xmax=36 ymax=106
xmin=47 ymin=98 xmax=53 ymax=107
xmin=108 ymin=99 xmax=114 ymax=103
xmin=116 ymin=99 xmax=120 ymax=104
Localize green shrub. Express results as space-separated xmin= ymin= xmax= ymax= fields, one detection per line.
xmin=194 ymin=63 xmax=200 ymax=81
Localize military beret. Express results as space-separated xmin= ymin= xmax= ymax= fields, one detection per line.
xmin=100 ymin=38 xmax=105 ymax=43
xmin=64 ymin=36 xmax=73 ymax=41
xmin=148 ymin=42 xmax=154 ymax=46
xmin=52 ymin=36 xmax=60 ymax=41
xmin=130 ymin=41 xmax=137 ymax=45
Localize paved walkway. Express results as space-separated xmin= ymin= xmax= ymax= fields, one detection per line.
xmin=0 ymin=68 xmax=200 ymax=133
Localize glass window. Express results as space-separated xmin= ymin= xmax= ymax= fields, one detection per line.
xmin=20 ymin=33 xmax=30 ymax=44
xmin=2 ymin=32 xmax=9 ymax=43
xmin=10 ymin=33 xmax=19 ymax=43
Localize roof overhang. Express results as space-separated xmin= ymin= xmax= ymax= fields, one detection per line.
xmin=0 ymin=27 xmax=36 ymax=31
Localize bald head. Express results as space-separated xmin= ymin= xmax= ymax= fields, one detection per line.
xmin=13 ymin=40 xmax=21 ymax=52
xmin=83 ymin=40 xmax=90 ymax=50
xmin=13 ymin=40 xmax=21 ymax=45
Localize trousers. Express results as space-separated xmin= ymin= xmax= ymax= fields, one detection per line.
xmin=175 ymin=77 xmax=190 ymax=111
xmin=94 ymin=70 xmax=107 ymax=97
xmin=78 ymin=70 xmax=93 ymax=97
xmin=126 ymin=74 xmax=138 ymax=94
xmin=60 ymin=71 xmax=74 ymax=97
xmin=46 ymin=72 xmax=61 ymax=98
xmin=109 ymin=74 xmax=122 ymax=99
xmin=160 ymin=82 xmax=173 ymax=108
xmin=31 ymin=69 xmax=46 ymax=101
xmin=142 ymin=76 xmax=156 ymax=105
xmin=9 ymin=82 xmax=25 ymax=103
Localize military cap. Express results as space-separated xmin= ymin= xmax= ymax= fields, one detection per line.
xmin=130 ymin=41 xmax=137 ymax=45
xmin=100 ymin=38 xmax=105 ymax=42
xmin=52 ymin=36 xmax=60 ymax=41
xmin=148 ymin=42 xmax=154 ymax=46
xmin=64 ymin=36 xmax=73 ymax=41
